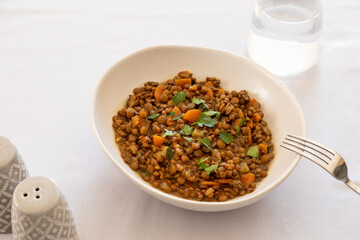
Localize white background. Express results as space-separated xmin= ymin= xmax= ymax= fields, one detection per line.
xmin=1 ymin=0 xmax=360 ymax=239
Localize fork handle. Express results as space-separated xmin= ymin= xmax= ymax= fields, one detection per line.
xmin=345 ymin=180 xmax=360 ymax=195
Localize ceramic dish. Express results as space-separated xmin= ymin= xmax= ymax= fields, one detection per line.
xmin=91 ymin=45 xmax=306 ymax=212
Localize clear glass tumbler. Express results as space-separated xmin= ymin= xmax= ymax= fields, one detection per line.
xmin=246 ymin=0 xmax=322 ymax=76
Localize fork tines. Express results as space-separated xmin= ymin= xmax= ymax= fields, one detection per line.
xmin=280 ymin=134 xmax=335 ymax=170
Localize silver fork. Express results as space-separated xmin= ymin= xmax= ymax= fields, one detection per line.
xmin=281 ymin=134 xmax=360 ymax=195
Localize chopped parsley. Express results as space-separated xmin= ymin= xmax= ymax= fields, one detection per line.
xmin=180 ymin=124 xmax=193 ymax=136
xmin=247 ymin=146 xmax=259 ymax=158
xmin=197 ymin=138 xmax=212 ymax=151
xmin=235 ymin=126 xmax=241 ymax=134
xmin=192 ymin=98 xmax=206 ymax=105
xmin=183 ymin=136 xmax=193 ymax=142
xmin=193 ymin=113 xmax=218 ymax=128
xmin=162 ymin=129 xmax=175 ymax=137
xmin=219 ymin=130 xmax=233 ymax=144
xmin=173 ymin=115 xmax=182 ymax=120
xmin=172 ymin=91 xmax=187 ymax=106
xmin=203 ymin=111 xmax=221 ymax=119
xmin=169 ymin=111 xmax=176 ymax=117
xmin=147 ymin=113 xmax=159 ymax=120
xmin=198 ymin=157 xmax=209 ymax=170
xmin=205 ymin=164 xmax=218 ymax=175
xmin=198 ymin=157 xmax=218 ymax=175
xmin=240 ymin=117 xmax=245 ymax=126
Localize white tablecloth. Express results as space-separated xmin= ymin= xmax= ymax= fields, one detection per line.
xmin=1 ymin=0 xmax=360 ymax=239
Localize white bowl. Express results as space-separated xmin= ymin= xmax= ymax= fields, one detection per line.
xmin=91 ymin=45 xmax=306 ymax=212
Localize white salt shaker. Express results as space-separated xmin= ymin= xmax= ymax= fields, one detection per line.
xmin=0 ymin=136 xmax=28 ymax=234
xmin=11 ymin=176 xmax=79 ymax=240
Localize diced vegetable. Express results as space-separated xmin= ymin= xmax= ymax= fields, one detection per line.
xmin=253 ymin=113 xmax=262 ymax=123
xmin=241 ymin=173 xmax=255 ymax=186
xmin=205 ymin=81 xmax=214 ymax=87
xmin=172 ymin=106 xmax=181 ymax=117
xmin=183 ymin=109 xmax=202 ymax=123
xmin=218 ymin=179 xmax=232 ymax=184
xmin=175 ymin=78 xmax=192 ymax=87
xmin=259 ymin=143 xmax=268 ymax=155
xmin=202 ymin=181 xmax=218 ymax=186
xmin=249 ymin=98 xmax=258 ymax=107
xmin=246 ymin=119 xmax=254 ymax=129
xmin=154 ymin=85 xmax=166 ymax=101
xmin=248 ymin=132 xmax=253 ymax=145
xmin=153 ymin=135 xmax=165 ymax=146
xmin=189 ymin=85 xmax=198 ymax=91
xmin=204 ymin=86 xmax=214 ymax=99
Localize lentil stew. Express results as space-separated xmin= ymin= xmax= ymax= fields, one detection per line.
xmin=112 ymin=71 xmax=274 ymax=202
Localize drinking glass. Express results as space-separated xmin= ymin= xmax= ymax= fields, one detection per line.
xmin=246 ymin=0 xmax=322 ymax=76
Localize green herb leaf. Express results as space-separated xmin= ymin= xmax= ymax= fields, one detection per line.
xmin=166 ymin=147 xmax=175 ymax=160
xmin=173 ymin=115 xmax=182 ymax=120
xmin=197 ymin=138 xmax=213 ymax=151
xmin=198 ymin=157 xmax=218 ymax=175
xmin=235 ymin=126 xmax=240 ymax=134
xmin=180 ymin=124 xmax=193 ymax=136
xmin=192 ymin=98 xmax=206 ymax=105
xmin=198 ymin=157 xmax=209 ymax=170
xmin=240 ymin=118 xmax=245 ymax=126
xmin=205 ymin=164 xmax=218 ymax=175
xmin=247 ymin=146 xmax=259 ymax=158
xmin=172 ymin=91 xmax=187 ymax=106
xmin=219 ymin=130 xmax=233 ymax=144
xmin=203 ymin=111 xmax=221 ymax=119
xmin=147 ymin=113 xmax=160 ymax=120
xmin=193 ymin=113 xmax=218 ymax=128
xmin=170 ymin=111 xmax=176 ymax=117
xmin=183 ymin=136 xmax=193 ymax=142
xmin=162 ymin=129 xmax=175 ymax=137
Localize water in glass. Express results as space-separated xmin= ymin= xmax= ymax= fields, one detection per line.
xmin=247 ymin=0 xmax=322 ymax=76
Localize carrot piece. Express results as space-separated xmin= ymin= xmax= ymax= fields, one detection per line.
xmin=241 ymin=173 xmax=255 ymax=186
xmin=202 ymin=181 xmax=219 ymax=186
xmin=218 ymin=179 xmax=232 ymax=184
xmin=246 ymin=119 xmax=254 ymax=129
xmin=259 ymin=143 xmax=268 ymax=155
xmin=248 ymin=132 xmax=253 ymax=145
xmin=204 ymin=86 xmax=214 ymax=99
xmin=253 ymin=113 xmax=262 ymax=123
xmin=172 ymin=106 xmax=182 ymax=117
xmin=205 ymin=81 xmax=214 ymax=87
xmin=153 ymin=135 xmax=165 ymax=146
xmin=189 ymin=85 xmax=198 ymax=91
xmin=183 ymin=109 xmax=202 ymax=123
xmin=154 ymin=85 xmax=166 ymax=101
xmin=218 ymin=88 xmax=225 ymax=94
xmin=232 ymin=115 xmax=244 ymax=128
xmin=175 ymin=78 xmax=192 ymax=87
xmin=249 ymin=98 xmax=258 ymax=106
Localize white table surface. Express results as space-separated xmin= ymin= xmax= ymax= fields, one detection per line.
xmin=1 ymin=0 xmax=360 ymax=239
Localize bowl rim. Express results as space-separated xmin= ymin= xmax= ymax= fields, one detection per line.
xmin=90 ymin=44 xmax=307 ymax=208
